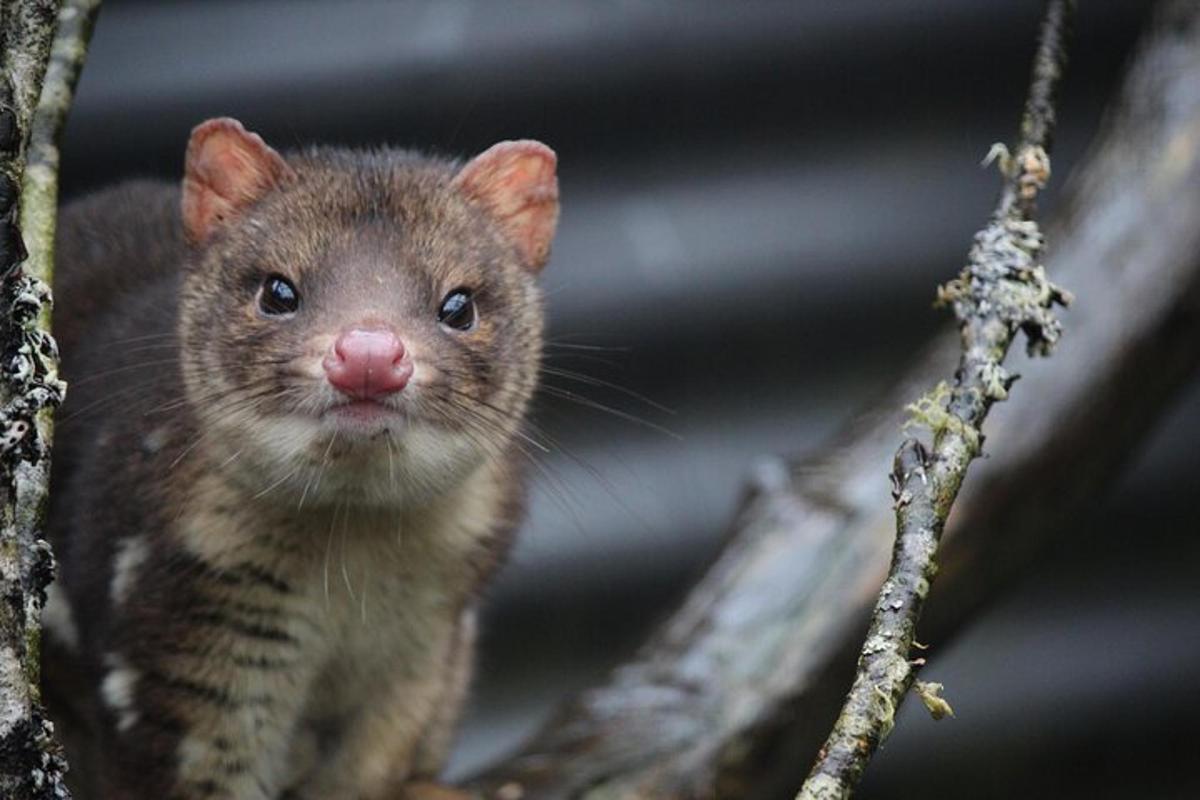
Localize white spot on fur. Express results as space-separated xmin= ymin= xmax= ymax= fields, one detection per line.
xmin=41 ymin=582 xmax=79 ymax=651
xmin=101 ymin=653 xmax=140 ymax=732
xmin=111 ymin=536 xmax=149 ymax=606
xmin=142 ymin=425 xmax=169 ymax=454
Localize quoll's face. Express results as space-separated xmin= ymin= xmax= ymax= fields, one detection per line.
xmin=177 ymin=131 xmax=555 ymax=508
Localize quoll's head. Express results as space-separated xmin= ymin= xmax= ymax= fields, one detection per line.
xmin=177 ymin=118 xmax=558 ymax=506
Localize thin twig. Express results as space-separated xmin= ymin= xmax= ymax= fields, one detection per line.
xmin=22 ymin=0 xmax=102 ymax=289
xmin=0 ymin=0 xmax=100 ymax=796
xmin=0 ymin=1 xmax=58 ymax=275
xmin=796 ymin=3 xmax=1075 ymax=799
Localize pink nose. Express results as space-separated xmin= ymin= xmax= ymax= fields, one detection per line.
xmin=323 ymin=327 xmax=412 ymax=399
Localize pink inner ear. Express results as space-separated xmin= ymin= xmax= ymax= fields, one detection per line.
xmin=453 ymin=140 xmax=559 ymax=272
xmin=181 ymin=118 xmax=292 ymax=244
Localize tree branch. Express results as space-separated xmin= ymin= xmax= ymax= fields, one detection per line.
xmin=0 ymin=1 xmax=100 ymax=796
xmin=795 ymin=3 xmax=1074 ymax=797
xmin=471 ymin=2 xmax=1200 ymax=797
xmin=21 ymin=0 xmax=101 ymax=291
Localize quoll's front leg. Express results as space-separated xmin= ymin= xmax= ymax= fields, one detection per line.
xmin=99 ymin=640 xmax=310 ymax=799
xmin=97 ymin=548 xmax=322 ymax=800
xmin=293 ymin=610 xmax=476 ymax=800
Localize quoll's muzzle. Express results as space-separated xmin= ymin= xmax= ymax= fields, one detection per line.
xmin=323 ymin=326 xmax=413 ymax=399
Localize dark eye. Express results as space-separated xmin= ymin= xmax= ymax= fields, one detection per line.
xmin=259 ymin=274 xmax=299 ymax=315
xmin=438 ymin=288 xmax=476 ymax=331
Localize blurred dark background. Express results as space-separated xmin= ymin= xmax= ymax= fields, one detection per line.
xmin=60 ymin=2 xmax=1200 ymax=797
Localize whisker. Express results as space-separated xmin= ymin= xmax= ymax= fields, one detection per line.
xmin=303 ymin=429 xmax=339 ymax=509
xmin=427 ymin=396 xmax=594 ymax=528
xmin=542 ymin=350 xmax=626 ymax=371
xmin=434 ymin=384 xmax=552 ymax=454
xmin=215 ymin=448 xmax=244 ymax=470
xmin=385 ymin=436 xmax=396 ymax=486
xmin=360 ymin=570 xmax=368 ymax=626
xmin=67 ymin=358 xmax=182 ymax=389
xmin=339 ymin=513 xmax=356 ymax=603
xmin=428 ymin=370 xmax=661 ymax=532
xmin=324 ymin=501 xmax=341 ymax=610
xmin=543 ymin=341 xmax=632 ymax=353
xmin=539 ymin=365 xmax=674 ymax=414
xmin=83 ymin=331 xmax=177 ymax=347
xmin=252 ymin=464 xmax=301 ymax=500
xmin=538 ymin=385 xmax=681 ymax=440
xmin=169 ymin=433 xmax=207 ymax=470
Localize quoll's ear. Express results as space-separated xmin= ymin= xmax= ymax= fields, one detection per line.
xmin=452 ymin=140 xmax=559 ymax=272
xmin=181 ymin=117 xmax=293 ymax=244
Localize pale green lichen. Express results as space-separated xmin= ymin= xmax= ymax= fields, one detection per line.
xmin=914 ymin=681 xmax=955 ymax=720
xmin=903 ymin=382 xmax=982 ymax=454
xmin=872 ymin=685 xmax=896 ymax=741
xmin=797 ymin=773 xmax=845 ymax=800
xmin=978 ymin=362 xmax=1011 ymax=401
xmin=1005 ymin=217 xmax=1044 ymax=254
xmin=861 ymin=635 xmax=889 ymax=656
xmin=22 ymin=629 xmax=39 ymax=701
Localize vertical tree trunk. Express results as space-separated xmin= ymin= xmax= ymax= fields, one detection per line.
xmin=0 ymin=1 xmax=99 ymax=796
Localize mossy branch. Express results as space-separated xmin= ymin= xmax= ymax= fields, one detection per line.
xmin=795 ymin=3 xmax=1075 ymax=798
xmin=0 ymin=1 xmax=100 ymax=797
xmin=22 ymin=0 xmax=101 ymax=292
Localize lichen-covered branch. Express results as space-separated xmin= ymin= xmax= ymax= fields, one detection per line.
xmin=0 ymin=1 xmax=100 ymax=797
xmin=470 ymin=2 xmax=1200 ymax=799
xmin=0 ymin=2 xmax=64 ymax=795
xmin=795 ymin=3 xmax=1074 ymax=798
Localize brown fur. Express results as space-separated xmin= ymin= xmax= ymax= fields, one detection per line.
xmin=42 ymin=125 xmax=555 ymax=799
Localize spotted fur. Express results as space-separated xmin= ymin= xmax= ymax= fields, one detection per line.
xmin=43 ymin=127 xmax=555 ymax=799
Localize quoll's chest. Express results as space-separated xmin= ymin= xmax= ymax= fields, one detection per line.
xmin=296 ymin=528 xmax=467 ymax=678
xmin=173 ymin=492 xmax=474 ymax=673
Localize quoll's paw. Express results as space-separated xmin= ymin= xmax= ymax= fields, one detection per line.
xmin=400 ymin=780 xmax=475 ymax=800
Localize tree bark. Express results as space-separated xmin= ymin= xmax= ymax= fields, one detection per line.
xmin=471 ymin=2 xmax=1200 ymax=798
xmin=0 ymin=1 xmax=99 ymax=797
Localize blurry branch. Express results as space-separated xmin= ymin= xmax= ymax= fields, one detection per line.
xmin=21 ymin=0 xmax=101 ymax=291
xmin=471 ymin=2 xmax=1200 ymax=799
xmin=0 ymin=1 xmax=100 ymax=797
xmin=797 ymin=2 xmax=1074 ymax=798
